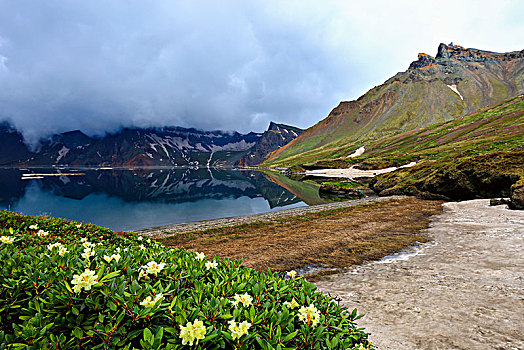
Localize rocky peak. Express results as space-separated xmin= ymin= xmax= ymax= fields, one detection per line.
xmin=409 ymin=53 xmax=436 ymax=69
xmin=436 ymin=42 xmax=524 ymax=62
xmin=407 ymin=42 xmax=524 ymax=71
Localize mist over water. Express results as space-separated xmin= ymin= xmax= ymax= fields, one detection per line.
xmin=0 ymin=168 xmax=306 ymax=231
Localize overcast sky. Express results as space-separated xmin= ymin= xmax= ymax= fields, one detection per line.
xmin=0 ymin=0 xmax=523 ymax=144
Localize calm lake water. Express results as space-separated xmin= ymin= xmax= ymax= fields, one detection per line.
xmin=0 ymin=167 xmax=307 ymax=231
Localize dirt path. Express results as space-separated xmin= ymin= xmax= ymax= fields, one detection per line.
xmin=315 ymin=199 xmax=524 ymax=350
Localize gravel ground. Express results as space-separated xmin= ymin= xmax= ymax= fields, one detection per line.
xmin=315 ymin=199 xmax=524 ymax=350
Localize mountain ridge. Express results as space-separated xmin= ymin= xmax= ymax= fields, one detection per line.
xmin=0 ymin=122 xmax=301 ymax=167
xmin=264 ymin=43 xmax=524 ymax=166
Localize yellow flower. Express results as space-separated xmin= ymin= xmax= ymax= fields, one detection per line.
xmin=179 ymin=319 xmax=206 ymax=346
xmin=141 ymin=261 xmax=166 ymax=276
xmin=140 ymin=293 xmax=164 ymax=308
xmin=82 ymin=241 xmax=94 ymax=249
xmin=76 ymin=224 xmax=82 ymax=228
xmin=0 ymin=236 xmax=15 ymax=244
xmin=37 ymin=230 xmax=49 ymax=237
xmin=29 ymin=224 xmax=38 ymax=230
xmin=195 ymin=252 xmax=205 ymax=261
xmin=137 ymin=236 xmax=143 ymax=241
xmin=81 ymin=247 xmax=95 ymax=260
xmin=80 ymin=237 xmax=88 ymax=243
xmin=139 ymin=244 xmax=146 ymax=250
xmin=205 ymin=261 xmax=218 ymax=270
xmin=287 ymin=270 xmax=297 ymax=279
xmin=298 ymin=304 xmax=321 ymax=327
xmin=283 ymin=298 xmax=300 ymax=309
xmin=58 ymin=246 xmax=69 ymax=256
xmin=71 ymin=268 xmax=98 ymax=293
xmin=228 ymin=320 xmax=251 ymax=341
xmin=104 ymin=253 xmax=121 ymax=263
xmin=230 ymin=293 xmax=253 ymax=308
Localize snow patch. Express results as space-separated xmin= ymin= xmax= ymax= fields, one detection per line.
xmin=346 ymin=146 xmax=365 ymax=158
xmin=447 ymin=84 xmax=464 ymax=101
xmin=56 ymin=146 xmax=69 ymax=163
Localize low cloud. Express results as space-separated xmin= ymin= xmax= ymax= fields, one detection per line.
xmin=0 ymin=0 xmax=522 ymax=145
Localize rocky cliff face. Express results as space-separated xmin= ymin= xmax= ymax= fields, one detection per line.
xmin=264 ymin=43 xmax=524 ymax=166
xmin=0 ymin=123 xmax=32 ymax=165
xmin=235 ymin=122 xmax=303 ymax=167
xmin=1 ymin=125 xmax=263 ymax=167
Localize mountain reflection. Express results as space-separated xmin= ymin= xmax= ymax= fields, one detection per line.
xmin=0 ymin=168 xmax=304 ymax=230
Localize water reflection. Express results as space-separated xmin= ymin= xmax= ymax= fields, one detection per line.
xmin=0 ymin=168 xmax=306 ymax=231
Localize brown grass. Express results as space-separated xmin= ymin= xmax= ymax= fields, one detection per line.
xmin=159 ymin=197 xmax=443 ymax=276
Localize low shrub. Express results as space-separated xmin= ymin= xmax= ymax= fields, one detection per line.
xmin=0 ymin=210 xmax=372 ymax=349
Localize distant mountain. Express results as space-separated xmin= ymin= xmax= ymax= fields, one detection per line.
xmin=264 ymin=43 xmax=524 ymax=166
xmin=0 ymin=123 xmax=32 ymax=165
xmin=0 ymin=121 xmax=303 ymax=167
xmin=235 ymin=122 xmax=303 ymax=166
xmin=2 ymin=126 xmax=263 ymax=167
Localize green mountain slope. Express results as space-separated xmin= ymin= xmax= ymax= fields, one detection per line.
xmin=264 ymin=43 xmax=524 ymax=166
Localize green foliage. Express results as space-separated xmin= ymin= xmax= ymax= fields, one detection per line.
xmin=0 ymin=211 xmax=372 ymax=349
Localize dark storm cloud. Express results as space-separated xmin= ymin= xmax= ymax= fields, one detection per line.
xmin=0 ymin=1 xmax=522 ymax=145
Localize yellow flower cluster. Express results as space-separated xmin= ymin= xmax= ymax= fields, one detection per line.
xmin=29 ymin=224 xmax=38 ymax=230
xmin=81 ymin=247 xmax=95 ymax=260
xmin=179 ymin=319 xmax=206 ymax=346
xmin=0 ymin=236 xmax=15 ymax=244
xmin=228 ymin=320 xmax=251 ymax=341
xmin=140 ymin=293 xmax=164 ymax=308
xmin=283 ymin=298 xmax=300 ymax=309
xmin=82 ymin=240 xmax=95 ymax=249
xmin=71 ymin=268 xmax=98 ymax=293
xmin=205 ymin=261 xmax=218 ymax=270
xmin=103 ymin=253 xmax=121 ymax=263
xmin=298 ymin=304 xmax=321 ymax=327
xmin=286 ymin=270 xmax=297 ymax=279
xmin=231 ymin=293 xmax=253 ymax=308
xmin=36 ymin=230 xmax=49 ymax=237
xmin=141 ymin=261 xmax=166 ymax=276
xmin=47 ymin=242 xmax=69 ymax=256
xmin=195 ymin=252 xmax=205 ymax=261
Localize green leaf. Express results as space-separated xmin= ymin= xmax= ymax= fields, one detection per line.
xmin=143 ymin=328 xmax=154 ymax=345
xmin=73 ymin=327 xmax=83 ymax=339
xmin=153 ymin=327 xmax=164 ymax=348
xmin=99 ymin=270 xmax=121 ymax=283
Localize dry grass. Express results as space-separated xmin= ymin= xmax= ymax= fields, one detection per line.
xmin=159 ymin=197 xmax=443 ymax=276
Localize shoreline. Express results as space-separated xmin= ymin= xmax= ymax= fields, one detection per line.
xmin=138 ymin=195 xmax=404 ymax=238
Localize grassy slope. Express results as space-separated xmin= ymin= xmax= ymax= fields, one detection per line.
xmin=271 ymin=95 xmax=523 ymax=170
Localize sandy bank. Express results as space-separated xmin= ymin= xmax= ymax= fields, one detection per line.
xmin=315 ymin=199 xmax=524 ymax=349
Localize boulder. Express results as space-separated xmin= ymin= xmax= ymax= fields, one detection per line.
xmin=509 ymin=180 xmax=524 ymax=210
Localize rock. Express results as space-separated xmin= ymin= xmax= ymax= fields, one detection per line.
xmin=509 ymin=180 xmax=524 ymax=210
xmin=319 ymin=183 xmax=364 ymax=200
xmin=409 ymin=53 xmax=436 ymax=69
xmin=489 ymin=198 xmax=510 ymax=206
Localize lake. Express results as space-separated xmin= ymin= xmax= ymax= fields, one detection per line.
xmin=0 ymin=167 xmax=317 ymax=231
